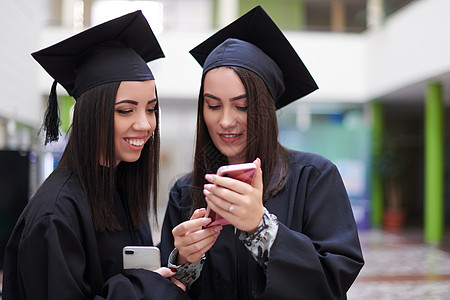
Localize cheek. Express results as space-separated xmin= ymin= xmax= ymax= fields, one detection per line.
xmin=114 ymin=116 xmax=128 ymax=134
xmin=202 ymin=108 xmax=213 ymax=130
xmin=113 ymin=119 xmax=121 ymax=138
xmin=203 ymin=114 xmax=217 ymax=135
xmin=149 ymin=115 xmax=157 ymax=132
xmin=241 ymin=114 xmax=247 ymax=128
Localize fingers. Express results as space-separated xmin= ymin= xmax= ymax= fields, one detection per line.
xmin=203 ymin=159 xmax=265 ymax=233
xmin=153 ymin=267 xmax=177 ymax=278
xmin=172 ymin=217 xmax=222 ymax=264
xmin=154 ymin=268 xmax=187 ymax=291
xmin=204 ymin=196 xmax=231 ymax=223
xmin=253 ymin=157 xmax=261 ymax=169
xmin=190 ymin=207 xmax=207 ymax=220
xmin=172 ymin=218 xmax=211 ymax=237
xmin=204 ymin=176 xmax=251 ymax=200
xmin=170 ymin=278 xmax=187 ymax=291
xmin=206 ymin=161 xmax=263 ymax=192
xmin=203 ymin=159 xmax=263 ymax=206
xmin=176 ymin=228 xmax=221 ymax=263
xmin=252 ymin=158 xmax=263 ymax=190
xmin=203 ymin=186 xmax=238 ymax=214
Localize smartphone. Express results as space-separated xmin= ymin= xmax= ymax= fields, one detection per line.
xmin=216 ymin=163 xmax=257 ymax=184
xmin=205 ymin=163 xmax=257 ymax=227
xmin=123 ymin=246 xmax=161 ymax=271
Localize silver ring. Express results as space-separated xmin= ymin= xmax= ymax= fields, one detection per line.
xmin=228 ymin=204 xmax=234 ymax=212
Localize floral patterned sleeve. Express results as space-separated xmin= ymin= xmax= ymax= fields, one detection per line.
xmin=238 ymin=207 xmax=279 ymax=272
xmin=167 ymin=248 xmax=206 ymax=289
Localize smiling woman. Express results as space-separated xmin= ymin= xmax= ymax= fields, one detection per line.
xmin=114 ymin=80 xmax=157 ymax=165
xmin=203 ymin=67 xmax=248 ymax=165
xmin=160 ymin=6 xmax=364 ymax=300
xmin=2 ymin=11 xmax=189 ymax=300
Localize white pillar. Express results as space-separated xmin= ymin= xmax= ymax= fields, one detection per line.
xmin=367 ymin=0 xmax=384 ymax=30
xmin=62 ymin=0 xmax=84 ymax=30
xmin=217 ymin=0 xmax=239 ymax=28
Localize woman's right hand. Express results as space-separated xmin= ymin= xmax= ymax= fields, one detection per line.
xmin=172 ymin=208 xmax=222 ymax=264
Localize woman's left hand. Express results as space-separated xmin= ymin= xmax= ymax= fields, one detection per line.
xmin=204 ymin=158 xmax=264 ymax=234
xmin=153 ymin=267 xmax=186 ymax=291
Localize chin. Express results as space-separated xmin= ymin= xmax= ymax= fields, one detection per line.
xmin=222 ymin=150 xmax=245 ymax=163
xmin=120 ymin=154 xmax=141 ymax=163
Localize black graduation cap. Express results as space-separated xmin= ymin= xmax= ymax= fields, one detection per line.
xmin=190 ymin=5 xmax=318 ymax=109
xmin=32 ymin=10 xmax=164 ymax=144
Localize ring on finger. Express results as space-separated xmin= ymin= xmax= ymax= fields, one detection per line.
xmin=228 ymin=204 xmax=234 ymax=212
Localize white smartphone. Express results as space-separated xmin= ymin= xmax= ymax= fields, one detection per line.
xmin=205 ymin=163 xmax=257 ymax=227
xmin=123 ymin=246 xmax=161 ymax=271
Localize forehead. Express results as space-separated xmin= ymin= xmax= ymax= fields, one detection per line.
xmin=203 ymin=67 xmax=245 ymax=95
xmin=116 ymin=80 xmax=156 ymax=100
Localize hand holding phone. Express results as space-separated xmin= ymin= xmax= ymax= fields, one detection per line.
xmin=205 ymin=163 xmax=256 ymax=227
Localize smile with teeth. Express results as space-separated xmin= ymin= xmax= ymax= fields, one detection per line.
xmin=125 ymin=138 xmax=146 ymax=146
xmin=221 ymin=134 xmax=240 ymax=138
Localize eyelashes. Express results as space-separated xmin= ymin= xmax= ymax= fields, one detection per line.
xmin=116 ymin=109 xmax=132 ymax=114
xmin=115 ymin=108 xmax=157 ymax=115
xmin=207 ymin=105 xmax=220 ymax=110
xmin=206 ymin=105 xmax=247 ymax=111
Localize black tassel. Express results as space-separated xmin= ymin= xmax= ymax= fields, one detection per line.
xmin=41 ymin=80 xmax=61 ymax=145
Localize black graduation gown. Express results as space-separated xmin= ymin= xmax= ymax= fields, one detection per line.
xmin=2 ymin=166 xmax=189 ymax=300
xmin=160 ymin=150 xmax=364 ymax=300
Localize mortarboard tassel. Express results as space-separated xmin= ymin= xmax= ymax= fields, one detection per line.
xmin=41 ymin=80 xmax=61 ymax=145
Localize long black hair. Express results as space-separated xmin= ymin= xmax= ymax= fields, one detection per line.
xmin=58 ymin=81 xmax=160 ymax=231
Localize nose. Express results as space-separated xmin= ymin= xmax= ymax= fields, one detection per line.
xmin=133 ymin=111 xmax=152 ymax=132
xmin=219 ymin=107 xmax=237 ymax=129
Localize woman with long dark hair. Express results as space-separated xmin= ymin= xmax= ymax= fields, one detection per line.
xmin=160 ymin=6 xmax=364 ymax=299
xmin=2 ymin=11 xmax=189 ymax=300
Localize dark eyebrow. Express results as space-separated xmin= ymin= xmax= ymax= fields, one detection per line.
xmin=230 ymin=94 xmax=247 ymax=101
xmin=203 ymin=93 xmax=247 ymax=102
xmin=203 ymin=93 xmax=221 ymax=101
xmin=115 ymin=98 xmax=157 ymax=105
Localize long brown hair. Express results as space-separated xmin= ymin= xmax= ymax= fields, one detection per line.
xmin=191 ymin=66 xmax=288 ymax=211
xmin=58 ymin=81 xmax=160 ymax=231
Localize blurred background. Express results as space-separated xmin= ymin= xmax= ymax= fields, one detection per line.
xmin=0 ymin=0 xmax=449 ymax=298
